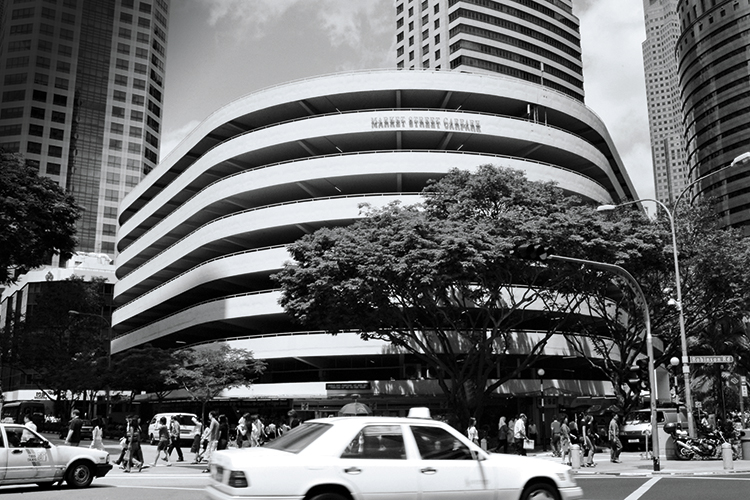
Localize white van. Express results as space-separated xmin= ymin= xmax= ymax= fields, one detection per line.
xmin=147 ymin=412 xmax=199 ymax=445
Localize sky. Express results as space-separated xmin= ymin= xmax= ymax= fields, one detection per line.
xmin=160 ymin=0 xmax=654 ymax=199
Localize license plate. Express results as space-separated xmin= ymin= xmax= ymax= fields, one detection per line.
xmin=628 ymin=439 xmax=639 ymax=443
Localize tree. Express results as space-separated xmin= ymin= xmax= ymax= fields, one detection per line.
xmin=0 ymin=151 xmax=81 ymax=285
xmin=567 ymin=199 xmax=750 ymax=416
xmin=161 ymin=344 xmax=266 ymax=420
xmin=4 ymin=276 xmax=109 ymax=416
xmin=275 ymin=165 xmax=617 ymax=428
xmin=109 ymin=344 xmax=180 ymax=411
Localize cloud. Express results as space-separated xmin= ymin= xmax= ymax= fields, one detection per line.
xmin=202 ymin=0 xmax=301 ymax=38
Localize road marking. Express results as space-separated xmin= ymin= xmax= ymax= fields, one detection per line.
xmin=623 ymin=477 xmax=660 ymax=500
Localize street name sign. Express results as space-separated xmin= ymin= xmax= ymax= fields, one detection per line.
xmin=689 ymin=355 xmax=734 ymax=364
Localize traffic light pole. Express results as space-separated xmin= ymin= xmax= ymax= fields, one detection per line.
xmin=546 ymin=254 xmax=661 ymax=472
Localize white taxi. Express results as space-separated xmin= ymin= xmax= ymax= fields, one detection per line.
xmin=0 ymin=423 xmax=112 ymax=488
xmin=206 ymin=411 xmax=583 ymax=500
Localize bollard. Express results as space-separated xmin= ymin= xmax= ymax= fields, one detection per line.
xmin=570 ymin=444 xmax=581 ymax=469
xmin=722 ymin=442 xmax=733 ymax=470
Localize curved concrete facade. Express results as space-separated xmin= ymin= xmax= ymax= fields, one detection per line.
xmin=677 ymin=0 xmax=750 ymax=234
xmin=113 ymin=70 xmax=637 ymax=407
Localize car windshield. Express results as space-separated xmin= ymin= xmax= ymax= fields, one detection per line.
xmin=263 ymin=423 xmax=332 ymax=454
xmin=175 ymin=415 xmax=196 ymax=426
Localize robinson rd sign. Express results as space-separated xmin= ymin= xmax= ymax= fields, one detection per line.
xmin=689 ymin=355 xmax=734 ymax=364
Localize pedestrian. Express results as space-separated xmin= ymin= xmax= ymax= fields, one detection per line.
xmin=23 ymin=414 xmax=37 ymax=432
xmin=90 ymin=418 xmax=105 ymax=451
xmin=249 ymin=414 xmax=265 ymax=447
xmin=286 ymin=409 xmax=300 ymax=429
xmin=190 ymin=416 xmax=204 ymax=463
xmin=125 ymin=416 xmax=144 ymax=473
xmin=507 ymin=416 xmax=516 ymax=453
xmin=528 ymin=421 xmax=538 ymax=445
xmin=236 ymin=413 xmax=249 ymax=448
xmin=583 ymin=414 xmax=596 ymax=467
xmin=560 ymin=415 xmax=571 ymax=465
xmin=64 ymin=408 xmax=83 ymax=447
xmin=514 ymin=413 xmax=528 ymax=456
xmin=265 ymin=419 xmax=277 ymax=441
xmin=497 ymin=416 xmax=509 ymax=453
xmin=550 ymin=415 xmax=561 ymax=457
xmin=152 ymin=416 xmax=172 ymax=467
xmin=167 ymin=415 xmax=185 ymax=462
xmin=202 ymin=411 xmax=220 ymax=472
xmin=608 ymin=414 xmax=622 ymax=463
xmin=115 ymin=431 xmax=128 ymax=467
xmin=218 ymin=414 xmax=229 ymax=450
xmin=467 ymin=417 xmax=479 ymax=445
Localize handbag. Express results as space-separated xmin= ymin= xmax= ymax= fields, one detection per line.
xmin=523 ymin=438 xmax=535 ymax=450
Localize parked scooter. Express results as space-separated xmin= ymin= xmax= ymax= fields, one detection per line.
xmin=664 ymin=422 xmax=742 ymax=460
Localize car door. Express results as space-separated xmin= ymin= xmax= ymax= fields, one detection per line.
xmin=338 ymin=424 xmax=419 ymax=500
xmin=409 ymin=424 xmax=497 ymax=500
xmin=3 ymin=425 xmax=42 ymax=482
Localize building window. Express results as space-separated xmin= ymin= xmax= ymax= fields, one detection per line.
xmin=46 ymin=163 xmax=61 ymax=175
xmin=27 ymin=142 xmax=43 ymax=154
xmin=30 ymin=107 xmax=45 ymax=119
xmin=32 ymin=89 xmax=47 ymax=102
xmin=48 ymin=145 xmax=63 ymax=157
xmin=109 ymin=139 xmax=123 ymax=151
xmin=112 ymin=106 xmax=125 ymax=118
xmin=49 ymin=128 xmax=64 ymax=140
xmin=51 ymin=111 xmax=65 ymax=123
xmin=54 ymin=77 xmax=69 ymax=89
xmin=28 ymin=124 xmax=44 ymax=137
xmin=52 ymin=94 xmax=67 ymax=106
xmin=4 ymin=73 xmax=28 ymax=85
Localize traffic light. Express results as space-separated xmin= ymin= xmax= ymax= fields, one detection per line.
xmin=626 ymin=358 xmax=650 ymax=394
xmin=513 ymin=243 xmax=555 ymax=261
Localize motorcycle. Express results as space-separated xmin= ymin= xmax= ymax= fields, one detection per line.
xmin=664 ymin=422 xmax=742 ymax=460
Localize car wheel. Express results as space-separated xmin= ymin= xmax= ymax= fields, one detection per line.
xmin=66 ymin=461 xmax=94 ymax=488
xmin=309 ymin=493 xmax=348 ymax=500
xmin=521 ymin=482 xmax=560 ymax=500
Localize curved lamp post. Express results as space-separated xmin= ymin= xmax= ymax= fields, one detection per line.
xmin=673 ymin=152 xmax=750 ymax=210
xmin=546 ymin=254 xmax=661 ymax=471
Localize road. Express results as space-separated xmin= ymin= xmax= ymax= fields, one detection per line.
xmin=579 ymin=474 xmax=750 ymax=500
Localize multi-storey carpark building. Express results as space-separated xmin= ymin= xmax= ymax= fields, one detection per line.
xmin=395 ymin=0 xmax=585 ymax=103
xmin=0 ymin=0 xmax=169 ymax=259
xmin=113 ymin=69 xmax=640 ymax=417
xmin=642 ymin=0 xmax=690 ymax=204
xmin=676 ymin=0 xmax=750 ymax=234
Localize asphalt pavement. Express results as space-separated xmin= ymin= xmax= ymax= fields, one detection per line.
xmin=527 ymin=447 xmax=750 ymax=476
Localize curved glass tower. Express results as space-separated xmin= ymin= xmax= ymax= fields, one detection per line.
xmin=677 ymin=0 xmax=750 ymax=233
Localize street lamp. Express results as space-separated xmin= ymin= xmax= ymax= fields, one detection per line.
xmin=597 ymin=198 xmax=696 ymax=438
xmin=673 ymin=152 xmax=750 ymax=210
xmin=68 ymin=310 xmax=112 ymax=420
xmin=537 ymin=368 xmax=546 ymax=451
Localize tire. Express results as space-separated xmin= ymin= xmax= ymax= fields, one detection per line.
xmin=520 ymin=482 xmax=560 ymax=500
xmin=309 ymin=493 xmax=347 ymax=500
xmin=675 ymin=445 xmax=694 ymax=461
xmin=66 ymin=461 xmax=94 ymax=488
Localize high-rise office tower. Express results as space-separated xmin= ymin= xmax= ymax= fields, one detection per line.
xmin=676 ymin=0 xmax=750 ymax=233
xmin=642 ymin=0 xmax=689 ymax=204
xmin=395 ymin=0 xmax=585 ymax=102
xmin=0 ymin=0 xmax=170 ymax=260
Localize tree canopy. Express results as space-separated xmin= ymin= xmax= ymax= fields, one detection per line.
xmin=0 ymin=152 xmax=81 ymax=284
xmin=275 ymin=166 xmax=641 ymax=425
xmin=161 ymin=344 xmax=267 ymax=420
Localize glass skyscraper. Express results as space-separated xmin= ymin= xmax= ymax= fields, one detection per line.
xmin=0 ymin=0 xmax=169 ymax=260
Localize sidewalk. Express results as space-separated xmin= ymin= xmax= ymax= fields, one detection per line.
xmin=528 ymin=449 xmax=750 ymax=476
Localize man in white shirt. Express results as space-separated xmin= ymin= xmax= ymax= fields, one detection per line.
xmin=514 ymin=413 xmax=528 ymax=455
